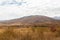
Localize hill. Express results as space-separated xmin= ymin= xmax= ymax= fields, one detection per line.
xmin=0 ymin=15 xmax=59 ymax=28
xmin=54 ymin=16 xmax=60 ymax=20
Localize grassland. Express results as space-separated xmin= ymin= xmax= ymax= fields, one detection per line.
xmin=0 ymin=27 xmax=60 ymax=40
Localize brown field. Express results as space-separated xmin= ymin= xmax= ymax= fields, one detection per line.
xmin=0 ymin=27 xmax=60 ymax=40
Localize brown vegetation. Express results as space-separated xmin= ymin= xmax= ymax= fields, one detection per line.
xmin=0 ymin=27 xmax=59 ymax=40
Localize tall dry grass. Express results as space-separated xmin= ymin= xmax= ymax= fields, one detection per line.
xmin=0 ymin=27 xmax=60 ymax=40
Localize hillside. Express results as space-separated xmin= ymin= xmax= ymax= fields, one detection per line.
xmin=0 ymin=15 xmax=59 ymax=28
xmin=0 ymin=15 xmax=60 ymax=40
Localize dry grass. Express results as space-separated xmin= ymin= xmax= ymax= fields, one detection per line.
xmin=0 ymin=27 xmax=60 ymax=40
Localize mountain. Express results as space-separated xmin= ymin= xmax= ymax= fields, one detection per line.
xmin=0 ymin=15 xmax=59 ymax=27
xmin=1 ymin=15 xmax=56 ymax=23
xmin=54 ymin=16 xmax=60 ymax=20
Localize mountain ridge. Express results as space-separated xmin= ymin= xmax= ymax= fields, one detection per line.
xmin=0 ymin=15 xmax=60 ymax=28
xmin=0 ymin=15 xmax=59 ymax=24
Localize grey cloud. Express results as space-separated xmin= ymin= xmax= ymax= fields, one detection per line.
xmin=0 ymin=0 xmax=27 ymax=6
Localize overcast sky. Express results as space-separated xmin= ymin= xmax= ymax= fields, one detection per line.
xmin=0 ymin=0 xmax=60 ymax=20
